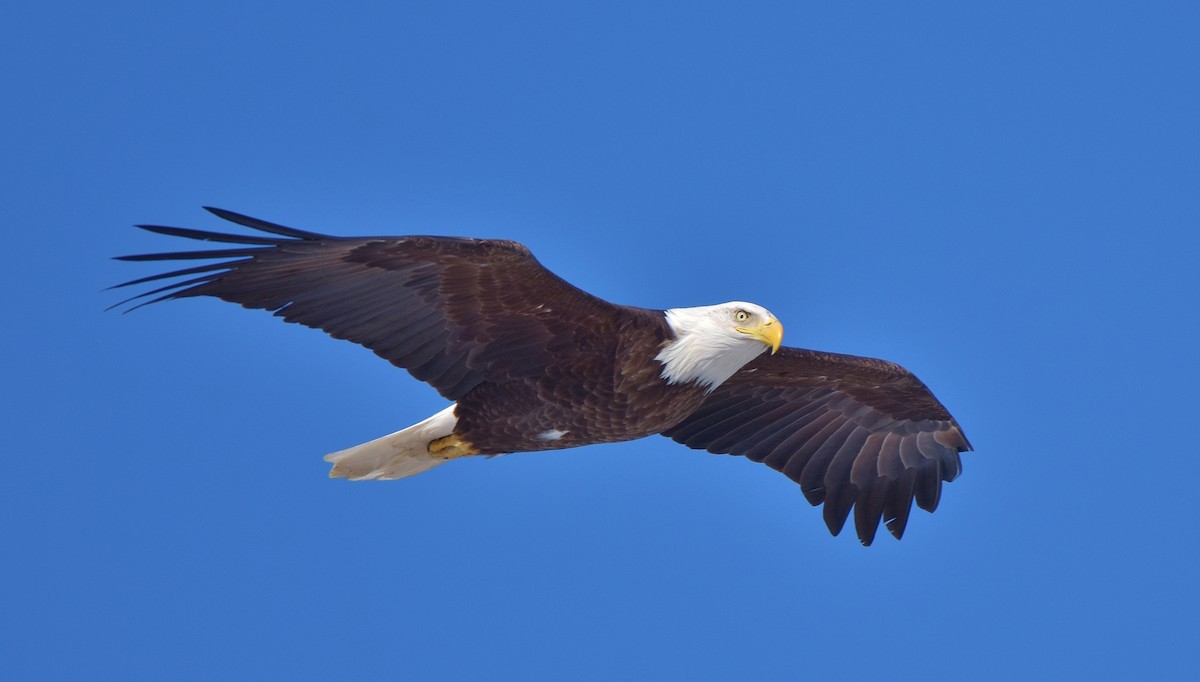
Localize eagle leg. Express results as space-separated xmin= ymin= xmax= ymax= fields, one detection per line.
xmin=428 ymin=434 xmax=481 ymax=460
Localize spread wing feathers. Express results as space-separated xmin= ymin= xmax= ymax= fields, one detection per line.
xmin=662 ymin=347 xmax=972 ymax=545
xmin=111 ymin=207 xmax=622 ymax=400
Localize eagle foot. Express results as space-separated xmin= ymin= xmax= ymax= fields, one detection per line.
xmin=428 ymin=434 xmax=481 ymax=460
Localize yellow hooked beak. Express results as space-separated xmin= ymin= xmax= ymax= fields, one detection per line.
xmin=738 ymin=317 xmax=783 ymax=355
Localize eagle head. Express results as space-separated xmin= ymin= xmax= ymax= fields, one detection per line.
xmin=656 ymin=301 xmax=783 ymax=391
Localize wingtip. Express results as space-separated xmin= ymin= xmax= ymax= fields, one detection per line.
xmin=958 ymin=426 xmax=974 ymax=452
xmin=885 ymin=518 xmax=907 ymax=541
xmin=202 ymin=206 xmax=252 ymax=225
xmin=198 ymin=206 xmax=327 ymax=240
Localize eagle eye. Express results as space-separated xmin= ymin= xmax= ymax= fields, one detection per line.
xmin=734 ymin=309 xmax=750 ymax=322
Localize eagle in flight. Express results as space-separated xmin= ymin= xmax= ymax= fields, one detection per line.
xmin=114 ymin=208 xmax=972 ymax=545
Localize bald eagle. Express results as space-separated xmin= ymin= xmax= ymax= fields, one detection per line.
xmin=113 ymin=208 xmax=972 ymax=545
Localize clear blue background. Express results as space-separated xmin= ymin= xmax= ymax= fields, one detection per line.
xmin=3 ymin=2 xmax=1197 ymax=679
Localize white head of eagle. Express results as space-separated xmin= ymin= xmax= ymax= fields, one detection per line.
xmin=656 ymin=301 xmax=783 ymax=391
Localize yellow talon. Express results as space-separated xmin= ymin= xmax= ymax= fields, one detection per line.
xmin=428 ymin=434 xmax=481 ymax=460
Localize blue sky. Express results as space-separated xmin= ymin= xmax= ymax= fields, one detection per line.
xmin=3 ymin=1 xmax=1198 ymax=679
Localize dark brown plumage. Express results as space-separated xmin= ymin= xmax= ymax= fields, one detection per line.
xmin=114 ymin=207 xmax=972 ymax=544
xmin=662 ymin=349 xmax=970 ymax=544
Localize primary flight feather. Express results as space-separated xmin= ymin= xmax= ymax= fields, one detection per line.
xmin=113 ymin=207 xmax=972 ymax=545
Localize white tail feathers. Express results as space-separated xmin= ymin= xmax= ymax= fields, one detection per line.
xmin=324 ymin=404 xmax=458 ymax=481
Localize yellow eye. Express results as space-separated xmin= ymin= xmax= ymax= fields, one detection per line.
xmin=735 ymin=310 xmax=750 ymax=322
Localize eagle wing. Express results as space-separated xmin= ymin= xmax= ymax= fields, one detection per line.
xmin=661 ymin=347 xmax=972 ymax=545
xmin=112 ymin=207 xmax=623 ymax=400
